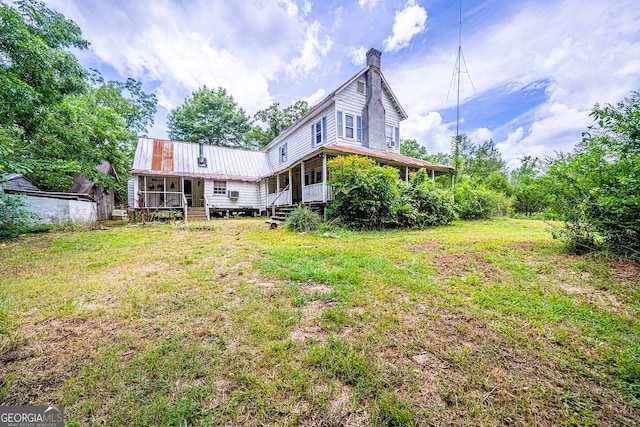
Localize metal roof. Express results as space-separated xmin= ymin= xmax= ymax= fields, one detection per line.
xmin=323 ymin=143 xmax=454 ymax=174
xmin=131 ymin=138 xmax=272 ymax=182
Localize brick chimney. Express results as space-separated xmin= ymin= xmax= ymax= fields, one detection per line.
xmin=362 ymin=48 xmax=386 ymax=150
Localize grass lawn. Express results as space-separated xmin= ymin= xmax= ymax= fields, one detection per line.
xmin=1 ymin=218 xmax=638 ymax=426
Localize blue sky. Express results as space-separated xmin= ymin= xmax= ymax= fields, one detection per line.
xmin=44 ymin=0 xmax=640 ymax=169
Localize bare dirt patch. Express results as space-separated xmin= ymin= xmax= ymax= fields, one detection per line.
xmin=290 ymin=300 xmax=332 ymax=342
xmin=431 ymin=251 xmax=497 ymax=279
xmin=409 ymin=240 xmax=444 ymax=253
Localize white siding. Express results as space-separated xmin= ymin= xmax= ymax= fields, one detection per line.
xmin=266 ymin=104 xmax=335 ymax=172
xmin=204 ymin=179 xmax=262 ymax=210
xmin=127 ymin=177 xmax=137 ymax=208
xmin=382 ymin=87 xmax=402 ymax=150
xmin=334 ymin=79 xmax=367 ymax=147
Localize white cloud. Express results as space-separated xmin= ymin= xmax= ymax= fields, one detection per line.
xmin=468 ymin=128 xmax=493 ymax=144
xmin=358 ymin=0 xmax=379 ymax=9
xmin=348 ymin=46 xmax=366 ymax=66
xmin=286 ymin=21 xmax=333 ymax=80
xmin=389 ymin=0 xmax=640 ymax=167
xmin=401 ymin=111 xmax=452 ymax=154
xmin=383 ymin=0 xmax=427 ymax=53
xmin=45 ymin=0 xmax=316 ymax=116
xmin=302 ymin=88 xmax=326 ymax=106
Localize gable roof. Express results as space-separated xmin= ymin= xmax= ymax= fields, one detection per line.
xmin=262 ymin=65 xmax=408 ymax=152
xmin=131 ymin=138 xmax=271 ymax=182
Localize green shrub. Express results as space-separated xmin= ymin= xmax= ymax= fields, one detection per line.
xmin=327 ymin=156 xmax=455 ymax=230
xmin=284 ymin=204 xmax=321 ymax=232
xmin=454 ymin=179 xmax=512 ymax=220
xmin=0 ymin=191 xmax=38 ymax=240
xmin=398 ymin=169 xmax=455 ymax=228
xmin=327 ymin=156 xmax=399 ymax=230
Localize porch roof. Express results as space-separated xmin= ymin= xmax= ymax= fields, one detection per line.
xmin=322 ymin=143 xmax=454 ymax=174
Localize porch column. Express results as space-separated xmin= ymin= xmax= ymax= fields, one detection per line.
xmin=144 ymin=176 xmax=148 ymax=208
xmin=431 ymin=169 xmax=435 ymax=180
xmin=288 ymin=168 xmax=293 ymax=204
xmin=405 ymin=167 xmax=409 ymax=181
xmin=301 ymin=161 xmax=305 ymax=204
xmin=322 ymin=154 xmax=327 ymax=203
xmin=276 ymin=174 xmax=280 ymax=194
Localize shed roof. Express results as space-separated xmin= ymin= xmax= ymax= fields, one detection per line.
xmin=67 ymin=161 xmax=118 ymax=194
xmin=131 ymin=138 xmax=272 ymax=182
xmin=2 ymin=174 xmax=40 ymax=191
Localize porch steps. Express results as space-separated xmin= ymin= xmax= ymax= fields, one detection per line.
xmin=270 ymin=203 xmax=326 ymax=222
xmin=187 ymin=207 xmax=208 ymax=221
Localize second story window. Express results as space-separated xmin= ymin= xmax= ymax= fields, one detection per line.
xmin=386 ymin=124 xmax=399 ymax=149
xmin=337 ymin=111 xmax=362 ymax=142
xmin=345 ymin=114 xmax=354 ymax=139
xmin=280 ymin=142 xmax=288 ymax=163
xmin=311 ymin=116 xmax=327 ymax=147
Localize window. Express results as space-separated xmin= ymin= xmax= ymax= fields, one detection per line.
xmin=345 ymin=114 xmax=354 ymax=139
xmin=357 ymin=81 xmax=365 ymax=94
xmin=213 ymin=181 xmax=226 ymax=195
xmin=337 ymin=111 xmax=362 ymax=142
xmin=311 ymin=116 xmax=327 ymax=146
xmin=386 ymin=125 xmax=399 ymax=148
xmin=315 ymin=170 xmax=322 ymax=183
xmin=280 ymin=142 xmax=288 ymax=163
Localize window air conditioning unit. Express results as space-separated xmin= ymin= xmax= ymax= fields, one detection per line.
xmin=228 ymin=190 xmax=240 ymax=199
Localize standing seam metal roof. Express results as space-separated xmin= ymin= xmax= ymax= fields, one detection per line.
xmin=131 ymin=138 xmax=272 ymax=182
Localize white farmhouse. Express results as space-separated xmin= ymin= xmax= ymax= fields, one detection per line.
xmin=128 ymin=48 xmax=453 ymax=220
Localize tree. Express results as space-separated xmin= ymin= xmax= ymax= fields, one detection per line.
xmin=0 ymin=0 xmax=157 ymax=194
xmin=465 ymin=140 xmax=506 ymax=179
xmin=251 ymin=100 xmax=311 ymax=148
xmin=546 ymin=91 xmax=640 ymax=256
xmin=400 ymin=139 xmax=430 ymax=160
xmin=510 ymin=156 xmax=547 ymax=215
xmin=167 ymin=87 xmax=253 ymax=149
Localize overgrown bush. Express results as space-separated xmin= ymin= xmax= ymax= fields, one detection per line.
xmin=327 ymin=156 xmax=454 ymax=230
xmin=454 ymin=179 xmax=512 ymax=220
xmin=545 ymin=92 xmax=640 ymax=258
xmin=0 ymin=191 xmax=37 ymax=240
xmin=284 ymin=203 xmax=321 ymax=232
xmin=397 ymin=169 xmax=455 ymax=228
xmin=327 ymin=156 xmax=399 ymax=230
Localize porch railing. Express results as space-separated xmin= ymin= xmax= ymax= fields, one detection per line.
xmin=139 ymin=191 xmax=184 ymax=208
xmin=203 ymin=194 xmax=210 ymax=220
xmin=302 ymin=183 xmax=333 ymax=203
xmin=182 ymin=194 xmax=188 ymax=220
xmin=269 ymin=184 xmax=290 ymax=217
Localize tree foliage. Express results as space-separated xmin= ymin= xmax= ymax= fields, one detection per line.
xmin=167 ymin=87 xmax=253 ymax=149
xmin=0 ymin=0 xmax=157 ymax=194
xmin=251 ymin=100 xmax=311 ymax=148
xmin=400 ymin=139 xmax=430 ymax=160
xmin=546 ymin=92 xmax=640 ymax=257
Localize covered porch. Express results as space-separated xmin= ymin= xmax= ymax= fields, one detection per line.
xmin=266 ymin=154 xmax=333 ymax=208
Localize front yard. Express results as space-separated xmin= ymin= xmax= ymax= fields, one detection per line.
xmin=1 ymin=219 xmax=638 ymax=426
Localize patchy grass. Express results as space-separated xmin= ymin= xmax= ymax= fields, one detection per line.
xmin=1 ymin=218 xmax=638 ymax=426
